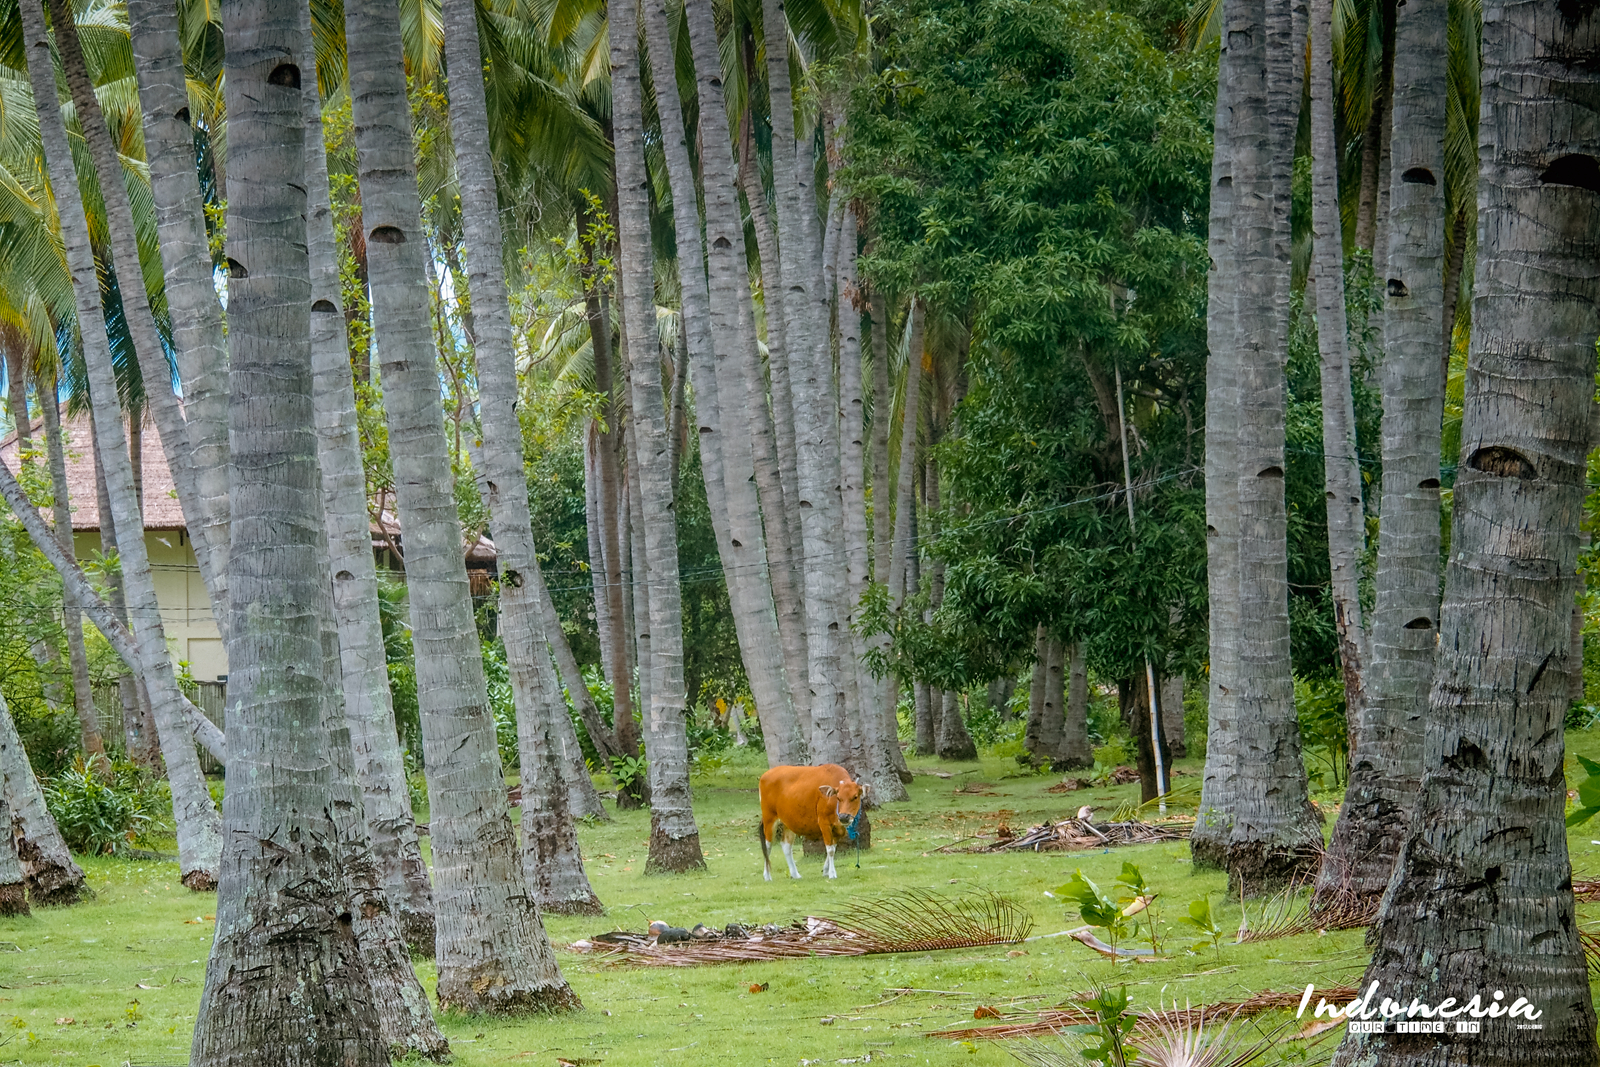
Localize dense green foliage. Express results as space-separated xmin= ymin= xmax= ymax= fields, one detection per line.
xmin=849 ymin=0 xmax=1214 ymax=688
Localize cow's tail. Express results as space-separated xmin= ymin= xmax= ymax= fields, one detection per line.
xmin=756 ymin=817 xmax=770 ymax=865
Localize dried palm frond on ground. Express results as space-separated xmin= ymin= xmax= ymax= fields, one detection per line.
xmin=970 ymin=817 xmax=1195 ymax=853
xmin=927 ymin=987 xmax=1361 ymax=1041
xmin=1573 ymin=878 xmax=1600 ymax=902
xmin=568 ymin=889 xmax=1034 ymax=967
xmin=1232 ymin=874 xmax=1376 ymax=943
xmin=1580 ymin=927 xmax=1600 ymax=977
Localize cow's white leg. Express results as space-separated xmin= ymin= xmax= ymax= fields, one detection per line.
xmin=825 ymin=844 xmax=838 ymax=879
xmin=781 ymin=833 xmax=802 ymax=879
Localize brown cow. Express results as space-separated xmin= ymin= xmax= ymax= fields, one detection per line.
xmin=758 ymin=764 xmax=868 ymax=880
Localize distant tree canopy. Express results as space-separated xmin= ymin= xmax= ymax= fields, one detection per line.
xmin=849 ymin=0 xmax=1215 ymax=688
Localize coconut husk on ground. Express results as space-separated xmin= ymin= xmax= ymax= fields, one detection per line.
xmin=926 ymin=986 xmax=1361 ymax=1040
xmin=568 ymin=889 xmax=1033 ymax=967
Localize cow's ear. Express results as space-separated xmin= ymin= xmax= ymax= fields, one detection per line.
xmin=819 ymin=785 xmax=837 ymax=797
xmin=861 ymin=783 xmax=871 ymax=798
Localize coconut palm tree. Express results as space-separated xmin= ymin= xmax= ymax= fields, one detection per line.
xmin=442 ymin=0 xmax=601 ymax=915
xmin=759 ymin=0 xmax=854 ymax=765
xmin=45 ymin=0 xmax=229 ymax=626
xmin=0 ymin=688 xmax=84 ymax=904
xmin=1307 ymin=0 xmax=1366 ymax=724
xmin=125 ymin=0 xmax=231 ymax=621
xmin=20 ymin=0 xmax=220 ymax=889
xmin=301 ymin=0 xmax=435 ymax=951
xmin=1329 ymin=0 xmax=1600 ymax=1059
xmin=653 ymin=0 xmax=807 ymax=765
xmin=610 ymin=0 xmax=704 ymax=873
xmin=1317 ymin=0 xmax=1448 ymax=903
xmin=1218 ymin=0 xmax=1322 ymax=889
xmin=188 ymin=5 xmax=386 ymax=1058
xmin=343 ymin=0 xmax=580 ymax=1009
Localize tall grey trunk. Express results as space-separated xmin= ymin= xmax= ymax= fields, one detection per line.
xmin=125 ymin=0 xmax=231 ymax=621
xmin=611 ymin=0 xmax=704 ymax=872
xmin=923 ymin=458 xmax=974 ymax=761
xmin=189 ymin=10 xmax=386 ymax=1060
xmin=1065 ymin=643 xmax=1092 ymax=767
xmin=1308 ymin=0 xmax=1367 ymax=718
xmin=1330 ymin=0 xmax=1600 ymax=1059
xmin=739 ymin=120 xmax=805 ymax=585
xmin=0 ymin=793 xmax=25 ymax=915
xmin=39 ymin=383 xmax=104 ymax=764
xmin=1160 ymin=673 xmax=1185 ymax=759
xmin=0 ymin=690 xmax=85 ymax=904
xmin=301 ymin=0 xmax=434 ymax=951
xmin=345 ymin=0 xmax=579 ymax=1010
xmin=48 ymin=0 xmax=228 ymax=627
xmin=734 ymin=113 xmax=812 ymax=730
xmin=761 ymin=0 xmax=854 ymax=766
xmin=1025 ymin=634 xmax=1063 ymax=762
xmin=1192 ymin=0 xmax=1244 ymax=871
xmin=685 ymin=0 xmax=810 ymax=761
xmin=443 ymin=0 xmax=602 ymax=912
xmin=22 ymin=0 xmax=221 ymax=888
xmin=1317 ymin=0 xmax=1446 ymax=904
xmin=865 ymin=295 xmax=910 ymax=779
xmin=1222 ymin=0 xmax=1322 ymax=889
xmin=645 ymin=0 xmax=800 ymax=766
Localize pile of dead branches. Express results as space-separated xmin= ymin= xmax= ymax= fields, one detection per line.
xmin=976 ymin=816 xmax=1194 ymax=853
xmin=1573 ymin=878 xmax=1600 ymax=903
xmin=568 ymin=889 xmax=1034 ymax=967
xmin=926 ymin=986 xmax=1360 ymax=1041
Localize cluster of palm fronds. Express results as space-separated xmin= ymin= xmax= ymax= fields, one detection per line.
xmin=568 ymin=889 xmax=1033 ymax=968
xmin=928 ymin=986 xmax=1359 ymax=1042
xmin=981 ymin=817 xmax=1195 ymax=853
xmin=1232 ymin=874 xmax=1377 ymax=944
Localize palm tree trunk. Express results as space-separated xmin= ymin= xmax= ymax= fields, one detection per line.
xmin=22 ymin=0 xmax=221 ymax=888
xmin=738 ymin=113 xmax=805 ymax=582
xmin=0 ymin=792 xmax=26 ymax=915
xmin=1222 ymin=0 xmax=1322 ymax=889
xmin=760 ymin=0 xmax=855 ymax=766
xmin=39 ymin=378 xmax=105 ymax=765
xmin=584 ymin=269 xmax=642 ymax=767
xmin=47 ymin=0 xmax=228 ymax=627
xmin=644 ymin=0 xmax=800 ymax=767
xmin=523 ymin=563 xmax=613 ymax=819
xmin=444 ymin=0 xmax=602 ymax=913
xmin=1160 ymin=673 xmax=1186 ymax=759
xmin=1024 ymin=628 xmax=1050 ymax=761
xmin=345 ymin=0 xmax=579 ymax=1011
xmin=1308 ymin=0 xmax=1367 ymax=722
xmin=1330 ymin=1 xmax=1600 ymax=1058
xmin=1317 ymin=0 xmax=1447 ymax=904
xmin=125 ymin=0 xmax=231 ymax=621
xmin=734 ymin=112 xmax=811 ymax=728
xmin=0 ymin=691 xmax=84 ymax=904
xmin=1065 ymin=643 xmax=1092 ymax=767
xmin=864 ymin=294 xmax=910 ymax=780
xmin=190 ymin=18 xmax=386 ymax=1055
xmin=612 ymin=0 xmax=704 ymax=871
xmin=301 ymin=7 xmax=434 ymax=952
xmin=836 ymin=210 xmax=906 ymax=798
xmin=1193 ymin=0 xmax=1245 ymax=872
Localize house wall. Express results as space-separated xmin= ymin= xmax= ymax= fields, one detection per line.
xmin=73 ymin=529 xmax=228 ymax=681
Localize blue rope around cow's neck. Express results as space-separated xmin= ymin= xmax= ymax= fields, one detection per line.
xmin=846 ymin=810 xmax=862 ymax=869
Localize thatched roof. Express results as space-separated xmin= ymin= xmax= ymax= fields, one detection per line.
xmin=0 ymin=406 xmax=187 ymax=531
xmin=1 ymin=404 xmax=498 ymax=564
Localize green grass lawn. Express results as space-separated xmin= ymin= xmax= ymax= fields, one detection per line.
xmin=6 ymin=736 xmax=1600 ymax=1067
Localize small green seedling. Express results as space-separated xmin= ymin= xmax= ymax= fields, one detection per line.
xmin=1180 ymin=894 xmax=1225 ymax=956
xmin=1063 ymin=982 xmax=1137 ymax=1067
xmin=1567 ymin=755 xmax=1600 ymax=825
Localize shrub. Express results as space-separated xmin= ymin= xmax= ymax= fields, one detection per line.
xmin=43 ymin=758 xmax=168 ymax=855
